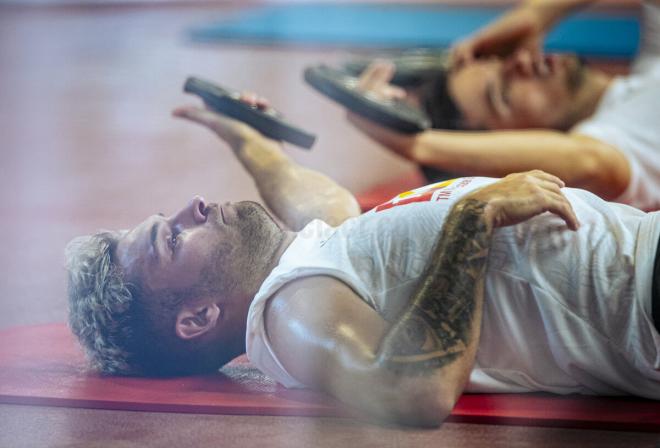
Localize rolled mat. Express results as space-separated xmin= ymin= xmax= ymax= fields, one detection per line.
xmin=1 ymin=323 xmax=659 ymax=432
xmin=189 ymin=4 xmax=640 ymax=59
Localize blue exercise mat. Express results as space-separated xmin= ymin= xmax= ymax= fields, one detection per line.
xmin=190 ymin=4 xmax=639 ymax=59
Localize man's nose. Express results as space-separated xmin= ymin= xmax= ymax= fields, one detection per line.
xmin=504 ymin=50 xmax=548 ymax=78
xmin=169 ymin=196 xmax=208 ymax=228
xmin=504 ymin=50 xmax=535 ymax=77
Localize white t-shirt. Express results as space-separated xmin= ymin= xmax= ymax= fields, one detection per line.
xmin=246 ymin=178 xmax=660 ymax=398
xmin=574 ymin=2 xmax=660 ymax=211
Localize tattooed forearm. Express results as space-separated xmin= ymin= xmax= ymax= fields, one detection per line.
xmin=376 ymin=198 xmax=492 ymax=375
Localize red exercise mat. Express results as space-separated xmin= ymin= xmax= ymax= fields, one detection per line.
xmin=355 ymin=170 xmax=426 ymax=212
xmin=1 ymin=324 xmax=659 ymax=432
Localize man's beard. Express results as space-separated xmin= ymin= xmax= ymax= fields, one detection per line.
xmin=234 ymin=201 xmax=283 ymax=270
xmin=566 ymin=55 xmax=588 ymax=94
xmin=200 ymin=201 xmax=282 ymax=297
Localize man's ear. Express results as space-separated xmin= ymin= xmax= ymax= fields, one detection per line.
xmin=175 ymin=302 xmax=221 ymax=340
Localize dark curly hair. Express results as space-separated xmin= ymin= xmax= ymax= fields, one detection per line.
xmin=418 ymin=69 xmax=466 ymax=183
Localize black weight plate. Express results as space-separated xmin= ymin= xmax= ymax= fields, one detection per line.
xmin=184 ymin=77 xmax=316 ymax=149
xmin=304 ymin=65 xmax=431 ymax=134
xmin=343 ymin=49 xmax=449 ymax=87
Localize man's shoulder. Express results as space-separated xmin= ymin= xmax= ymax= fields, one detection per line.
xmin=245 ymin=275 xmax=360 ymax=388
xmin=264 ymin=275 xmax=379 ymax=348
xmin=266 ymin=275 xmax=361 ymax=319
xmin=262 ymin=274 xmax=387 ymax=389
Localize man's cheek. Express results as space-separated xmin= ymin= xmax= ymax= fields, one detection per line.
xmin=513 ymin=88 xmax=551 ymax=125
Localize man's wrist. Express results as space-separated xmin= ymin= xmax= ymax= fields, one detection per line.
xmin=453 ymin=197 xmax=497 ymax=231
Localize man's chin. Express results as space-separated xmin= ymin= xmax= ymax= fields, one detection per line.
xmin=235 ymin=200 xmax=268 ymax=218
xmin=564 ymin=54 xmax=587 ymax=93
xmin=235 ymin=201 xmax=281 ymax=229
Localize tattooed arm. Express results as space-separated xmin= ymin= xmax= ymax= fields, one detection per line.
xmin=375 ymin=197 xmax=490 ymax=401
xmin=265 ymin=171 xmax=579 ymax=427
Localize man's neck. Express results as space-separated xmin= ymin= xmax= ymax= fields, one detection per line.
xmin=244 ymin=230 xmax=297 ymax=301
xmin=566 ymin=69 xmax=613 ymax=128
xmin=268 ymin=230 xmax=298 ymax=274
xmin=232 ymin=230 xmax=297 ymax=354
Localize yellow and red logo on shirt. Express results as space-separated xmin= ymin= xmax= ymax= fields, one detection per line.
xmin=375 ymin=178 xmax=474 ymax=212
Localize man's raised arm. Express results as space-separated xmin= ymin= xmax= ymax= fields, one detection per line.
xmin=452 ymin=0 xmax=598 ymax=65
xmin=173 ymin=105 xmax=361 ymax=231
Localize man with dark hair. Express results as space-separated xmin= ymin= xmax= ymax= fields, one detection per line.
xmin=420 ymin=70 xmax=463 ymax=133
xmin=411 ymin=68 xmax=465 ymax=182
xmin=66 ymin=97 xmax=660 ymax=427
xmin=346 ymin=0 xmax=660 ymax=211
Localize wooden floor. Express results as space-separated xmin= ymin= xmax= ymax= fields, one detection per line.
xmin=0 ymin=3 xmax=657 ymax=447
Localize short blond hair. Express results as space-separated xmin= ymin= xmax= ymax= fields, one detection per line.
xmin=65 ymin=231 xmax=235 ymax=376
xmin=65 ymin=231 xmax=137 ymax=374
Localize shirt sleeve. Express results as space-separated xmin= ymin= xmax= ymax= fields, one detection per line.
xmin=245 ymin=287 xmax=309 ymax=389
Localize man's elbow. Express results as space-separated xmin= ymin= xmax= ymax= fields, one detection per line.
xmin=574 ymin=140 xmax=631 ymax=200
xmin=318 ymin=189 xmax=362 ymax=227
xmin=402 ymin=391 xmax=454 ymax=428
xmin=380 ymin=380 xmax=457 ymax=428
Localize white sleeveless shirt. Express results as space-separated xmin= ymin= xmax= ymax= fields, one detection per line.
xmin=246 ymin=177 xmax=660 ymax=398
